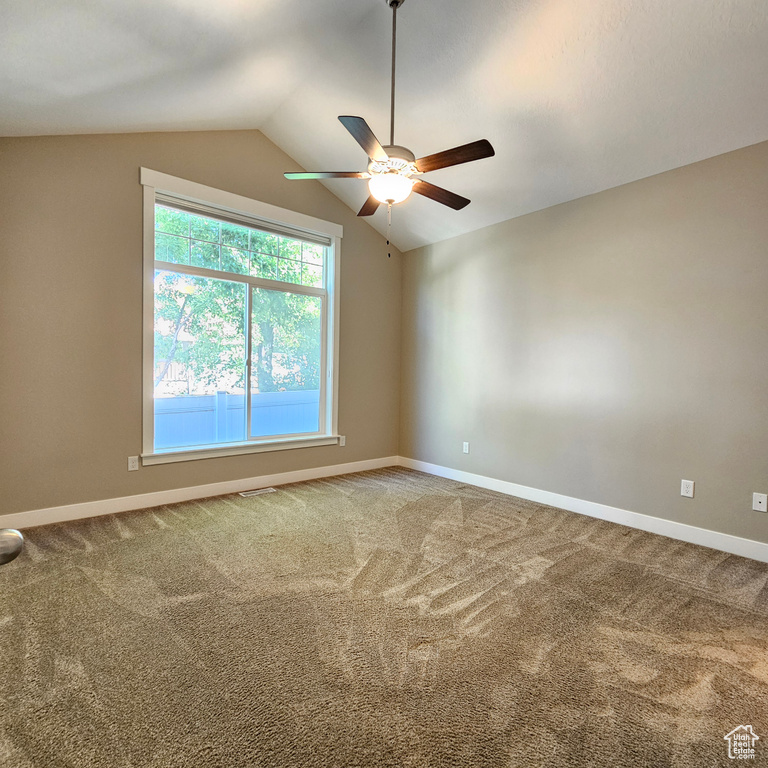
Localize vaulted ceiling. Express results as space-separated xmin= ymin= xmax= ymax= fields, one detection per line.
xmin=3 ymin=0 xmax=768 ymax=251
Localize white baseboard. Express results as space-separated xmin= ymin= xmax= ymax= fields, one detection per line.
xmin=5 ymin=454 xmax=767 ymax=564
xmin=0 ymin=456 xmax=399 ymax=531
xmin=399 ymin=457 xmax=768 ymax=564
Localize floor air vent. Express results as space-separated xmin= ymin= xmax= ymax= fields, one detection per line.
xmin=239 ymin=488 xmax=277 ymax=497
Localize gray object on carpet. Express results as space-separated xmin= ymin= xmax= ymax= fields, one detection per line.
xmin=0 ymin=529 xmax=23 ymax=566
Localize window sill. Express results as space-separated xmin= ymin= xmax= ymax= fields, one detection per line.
xmin=142 ymin=435 xmax=342 ymax=466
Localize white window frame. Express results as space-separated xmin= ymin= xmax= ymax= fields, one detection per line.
xmin=140 ymin=168 xmax=342 ymax=466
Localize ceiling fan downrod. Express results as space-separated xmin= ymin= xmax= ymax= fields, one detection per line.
xmin=387 ymin=0 xmax=404 ymax=146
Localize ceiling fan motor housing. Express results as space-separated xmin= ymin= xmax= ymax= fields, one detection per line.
xmin=369 ymin=144 xmax=417 ymax=176
xmin=383 ymin=145 xmax=414 ymax=163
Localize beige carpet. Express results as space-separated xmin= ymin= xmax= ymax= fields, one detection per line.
xmin=1 ymin=467 xmax=767 ymax=767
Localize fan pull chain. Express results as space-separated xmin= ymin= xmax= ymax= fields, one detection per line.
xmin=387 ymin=203 xmax=392 ymax=258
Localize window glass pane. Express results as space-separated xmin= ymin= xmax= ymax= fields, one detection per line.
xmin=156 ymin=206 xmax=190 ymax=237
xmin=277 ymin=258 xmax=301 ymax=284
xmin=154 ymin=270 xmax=247 ymax=450
xmin=251 ymin=230 xmax=278 ymax=256
xmin=221 ymin=222 xmax=249 ymax=250
xmin=191 ymin=241 xmax=220 ymax=270
xmin=190 ymin=214 xmax=220 ymax=243
xmin=250 ymin=252 xmax=277 ymax=281
xmin=221 ymin=245 xmax=249 ymax=275
xmin=279 ymin=236 xmax=302 ymax=260
xmin=302 ymin=243 xmax=324 ymax=266
xmin=301 ymin=263 xmax=323 ymax=288
xmin=155 ymin=233 xmax=190 ymax=265
xmin=250 ymin=288 xmax=322 ymax=438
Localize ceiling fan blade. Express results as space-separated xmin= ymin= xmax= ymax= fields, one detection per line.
xmin=339 ymin=116 xmax=389 ymax=163
xmin=414 ymin=139 xmax=495 ymax=174
xmin=357 ymin=195 xmax=381 ymax=217
xmin=412 ymin=180 xmax=471 ymax=210
xmin=284 ymin=172 xmax=368 ymax=180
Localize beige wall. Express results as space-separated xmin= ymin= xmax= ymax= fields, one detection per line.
xmin=0 ymin=130 xmax=401 ymax=515
xmin=4 ymin=129 xmax=767 ymax=545
xmin=401 ymin=141 xmax=768 ymax=543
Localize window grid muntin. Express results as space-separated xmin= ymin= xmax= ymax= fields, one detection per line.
xmin=155 ymin=204 xmax=325 ymax=289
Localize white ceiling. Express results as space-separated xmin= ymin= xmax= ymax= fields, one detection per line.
xmin=2 ymin=0 xmax=768 ymax=251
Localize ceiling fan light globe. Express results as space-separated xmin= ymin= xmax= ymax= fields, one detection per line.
xmin=368 ymin=173 xmax=414 ymax=204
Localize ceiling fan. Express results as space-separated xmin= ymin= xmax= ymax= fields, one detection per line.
xmin=284 ymin=0 xmax=495 ymax=217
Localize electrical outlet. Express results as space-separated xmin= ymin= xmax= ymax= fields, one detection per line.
xmin=128 ymin=456 xmax=140 ymax=472
xmin=339 ymin=435 xmax=346 ymax=447
xmin=681 ymin=479 xmax=694 ymax=498
xmin=753 ymin=493 xmax=767 ymax=512
xmin=463 ymin=442 xmax=470 ymax=454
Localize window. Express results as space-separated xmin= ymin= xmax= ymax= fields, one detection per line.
xmin=140 ymin=169 xmax=342 ymax=464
